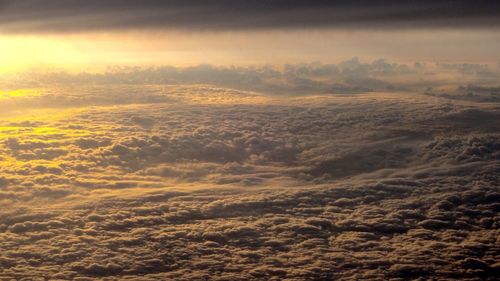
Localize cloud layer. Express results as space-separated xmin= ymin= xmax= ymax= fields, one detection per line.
xmin=0 ymin=0 xmax=499 ymax=33
xmin=0 ymin=83 xmax=498 ymax=279
xmin=9 ymin=58 xmax=500 ymax=96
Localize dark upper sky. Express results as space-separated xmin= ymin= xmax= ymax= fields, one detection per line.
xmin=0 ymin=0 xmax=500 ymax=33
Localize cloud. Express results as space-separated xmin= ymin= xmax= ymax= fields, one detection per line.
xmin=9 ymin=58 xmax=500 ymax=96
xmin=0 ymin=0 xmax=499 ymax=33
xmin=0 ymin=84 xmax=499 ymax=279
xmin=1 ymin=174 xmax=498 ymax=279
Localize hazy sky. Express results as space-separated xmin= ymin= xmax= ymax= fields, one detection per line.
xmin=0 ymin=0 xmax=499 ymax=72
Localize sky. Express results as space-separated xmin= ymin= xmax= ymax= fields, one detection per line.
xmin=0 ymin=0 xmax=499 ymax=73
xmin=1 ymin=2 xmax=500 ymax=280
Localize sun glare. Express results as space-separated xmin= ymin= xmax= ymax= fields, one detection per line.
xmin=0 ymin=89 xmax=40 ymax=98
xmin=0 ymin=36 xmax=88 ymax=74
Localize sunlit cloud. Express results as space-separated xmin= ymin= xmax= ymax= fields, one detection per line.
xmin=0 ymin=1 xmax=499 ymax=280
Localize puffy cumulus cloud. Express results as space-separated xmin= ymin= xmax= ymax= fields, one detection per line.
xmin=0 ymin=177 xmax=498 ymax=279
xmin=0 ymin=84 xmax=499 ymax=279
xmin=8 ymin=58 xmax=500 ymax=96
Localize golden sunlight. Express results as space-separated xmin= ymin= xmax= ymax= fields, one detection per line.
xmin=0 ymin=36 xmax=89 ymax=73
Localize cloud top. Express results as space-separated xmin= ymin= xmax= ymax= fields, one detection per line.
xmin=0 ymin=84 xmax=499 ymax=279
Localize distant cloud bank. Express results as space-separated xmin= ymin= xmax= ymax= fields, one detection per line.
xmin=9 ymin=58 xmax=500 ymax=96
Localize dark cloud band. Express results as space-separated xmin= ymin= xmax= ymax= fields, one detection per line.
xmin=0 ymin=0 xmax=499 ymax=33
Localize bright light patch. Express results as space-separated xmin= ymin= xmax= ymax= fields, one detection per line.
xmin=0 ymin=36 xmax=87 ymax=74
xmin=0 ymin=89 xmax=40 ymax=98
